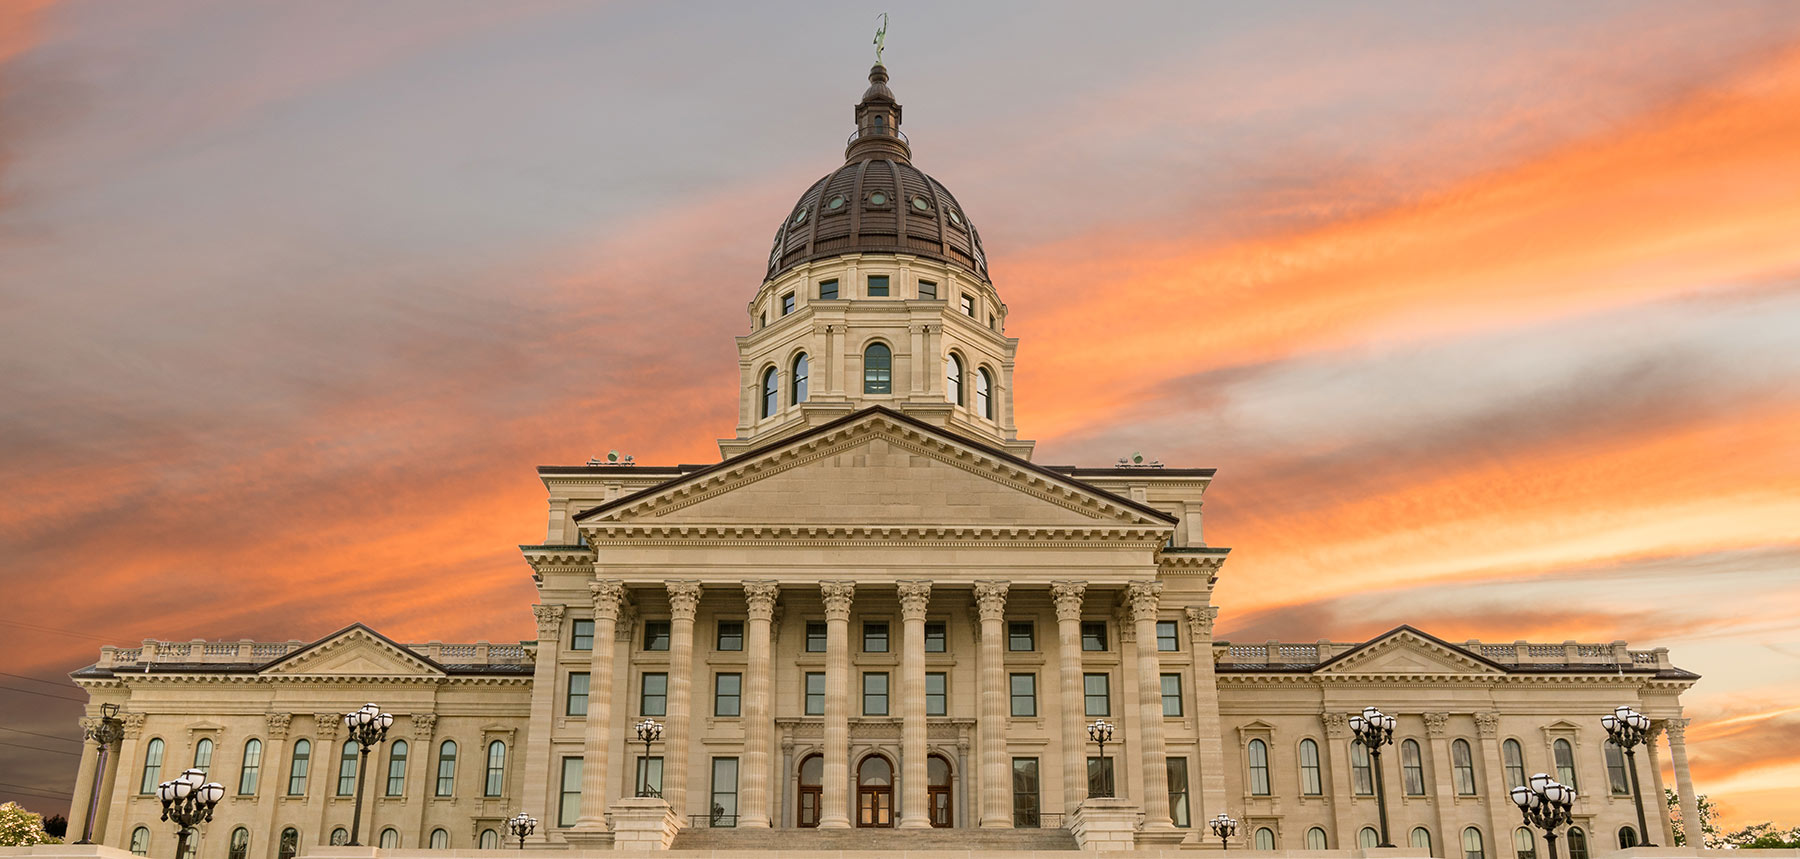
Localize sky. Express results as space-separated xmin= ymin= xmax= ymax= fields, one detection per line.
xmin=2 ymin=0 xmax=1797 ymax=829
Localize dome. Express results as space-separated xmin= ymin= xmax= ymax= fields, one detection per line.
xmin=764 ymin=65 xmax=990 ymax=282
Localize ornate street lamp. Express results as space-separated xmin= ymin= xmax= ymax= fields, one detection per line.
xmin=506 ymin=812 xmax=537 ymax=849
xmin=1209 ymin=813 xmax=1239 ymax=850
xmin=1348 ymin=705 xmax=1398 ymax=847
xmin=634 ymin=719 xmax=664 ymax=798
xmin=1602 ymin=705 xmax=1656 ymax=846
xmin=76 ymin=703 xmax=126 ymax=844
xmin=1512 ymin=772 xmax=1578 ymax=859
xmin=1086 ymin=719 xmax=1116 ymax=798
xmin=157 ymin=768 xmax=224 ymax=859
xmin=340 ymin=703 xmax=395 ymax=846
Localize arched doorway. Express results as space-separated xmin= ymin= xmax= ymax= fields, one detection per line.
xmin=927 ymin=755 xmax=953 ymax=828
xmin=857 ymin=755 xmax=894 ymax=828
xmin=796 ymin=754 xmax=823 ymax=828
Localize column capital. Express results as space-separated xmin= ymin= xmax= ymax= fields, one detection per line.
xmin=120 ymin=712 xmax=146 ymax=739
xmin=410 ymin=713 xmax=438 ymax=742
xmin=1183 ymin=605 xmax=1217 ymax=643
xmin=1049 ymin=581 xmax=1086 ymax=622
xmin=314 ymin=714 xmax=340 ymax=741
xmin=1474 ymin=712 xmax=1500 ymax=738
xmin=1322 ymin=711 xmax=1350 ymax=739
xmin=973 ymin=581 xmax=1009 ymax=622
xmin=897 ymin=581 xmax=933 ymax=620
xmin=532 ymin=603 xmax=566 ymax=640
xmin=1424 ymin=712 xmax=1450 ymax=737
xmin=1127 ymin=580 xmax=1163 ymax=623
xmin=591 ymin=580 xmax=626 ymax=620
xmin=745 ymin=581 xmax=781 ymax=620
xmin=265 ymin=713 xmax=292 ymax=740
xmin=667 ymin=582 xmax=703 ymax=621
xmin=821 ymin=581 xmax=856 ymax=620
xmin=1664 ymin=718 xmax=1690 ymax=742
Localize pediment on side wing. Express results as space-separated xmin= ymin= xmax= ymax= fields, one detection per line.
xmin=1317 ymin=628 xmax=1505 ymax=676
xmin=261 ymin=625 xmax=443 ymax=678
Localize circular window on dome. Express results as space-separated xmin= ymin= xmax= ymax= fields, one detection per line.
xmin=868 ymin=190 xmax=888 ymax=206
xmin=827 ymin=195 xmax=846 ymax=211
xmin=911 ymin=195 xmax=931 ymax=212
xmin=792 ymin=206 xmax=808 ymax=225
xmin=947 ymin=208 xmax=963 ymax=226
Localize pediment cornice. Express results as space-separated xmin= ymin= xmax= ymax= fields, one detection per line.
xmin=580 ymin=523 xmax=1171 ymax=546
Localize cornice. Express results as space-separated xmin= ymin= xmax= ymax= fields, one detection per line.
xmin=581 ymin=523 xmax=1170 ymax=546
xmin=1215 ymin=672 xmax=1669 ymax=687
xmin=520 ymin=545 xmax=596 ymax=569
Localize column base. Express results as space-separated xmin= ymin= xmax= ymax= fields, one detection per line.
xmin=607 ymin=797 xmax=680 ymax=850
xmin=980 ymin=818 xmax=1015 ymax=829
xmin=817 ymin=817 xmax=852 ymax=830
xmin=897 ymin=815 xmax=933 ymax=829
xmin=738 ymin=816 xmax=771 ymax=829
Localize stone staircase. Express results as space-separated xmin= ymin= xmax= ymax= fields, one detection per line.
xmin=669 ymin=826 xmax=1080 ymax=852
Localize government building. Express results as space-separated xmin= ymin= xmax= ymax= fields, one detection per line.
xmin=65 ymin=61 xmax=1704 ymax=857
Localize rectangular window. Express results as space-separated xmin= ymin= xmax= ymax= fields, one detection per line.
xmin=716 ymin=620 xmax=744 ymax=651
xmin=1161 ymin=673 xmax=1183 ymax=716
xmin=1156 ymin=620 xmax=1179 ymax=651
xmin=1083 ymin=673 xmax=1111 ymax=717
xmin=558 ymin=757 xmax=583 ymax=827
xmin=635 ymin=756 xmax=663 ymax=798
xmin=1167 ymin=758 xmax=1192 ymax=827
xmin=925 ymin=672 xmax=948 ymax=716
xmin=570 ymin=619 xmax=594 ymax=651
xmin=863 ymin=621 xmax=889 ymax=653
xmin=960 ymin=293 xmax=975 ymax=316
xmin=819 ymin=279 xmax=838 ymax=301
xmin=1087 ymin=757 xmax=1115 ymax=798
xmin=566 ymin=672 xmax=590 ymax=716
xmin=863 ymin=672 xmax=890 ymax=716
xmin=867 ymin=275 xmax=889 ymax=297
xmin=989 ymin=313 xmax=997 ymax=330
xmin=805 ymin=672 xmax=826 ymax=715
xmin=1008 ymin=621 xmax=1034 ymax=651
xmin=917 ymin=280 xmax=937 ymax=300
xmin=640 ymin=672 xmax=668 ymax=717
xmin=644 ymin=620 xmax=671 ymax=651
xmin=806 ymin=621 xmax=827 ymax=652
xmin=714 ymin=673 xmax=742 ymax=717
xmin=710 ymin=758 xmax=740 ymax=827
xmin=923 ymin=621 xmax=947 ymax=652
xmin=1081 ymin=621 xmax=1107 ymax=651
xmin=1009 ymin=673 xmax=1037 ymax=717
xmin=781 ymin=292 xmax=796 ymax=315
xmin=1012 ymin=758 xmax=1041 ymax=828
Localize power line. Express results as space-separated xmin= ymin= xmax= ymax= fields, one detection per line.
xmin=0 ymin=781 xmax=73 ymax=801
xmin=0 ymin=726 xmax=83 ymax=746
xmin=0 ymin=740 xmax=80 ymax=757
xmin=0 ymin=618 xmax=119 ymax=644
xmin=0 ymin=671 xmax=76 ymax=689
xmin=0 ymin=684 xmax=85 ymax=703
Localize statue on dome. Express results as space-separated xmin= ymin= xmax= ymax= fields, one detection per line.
xmin=874 ymin=12 xmax=888 ymax=65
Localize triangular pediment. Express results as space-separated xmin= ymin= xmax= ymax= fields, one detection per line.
xmin=261 ymin=625 xmax=443 ymax=678
xmin=1317 ymin=627 xmax=1505 ymax=676
xmin=577 ymin=408 xmax=1175 ymax=531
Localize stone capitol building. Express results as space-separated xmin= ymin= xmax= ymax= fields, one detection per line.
xmin=66 ymin=62 xmax=1704 ymax=857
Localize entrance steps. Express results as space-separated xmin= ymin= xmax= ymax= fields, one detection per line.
xmin=668 ymin=826 xmax=1080 ymax=852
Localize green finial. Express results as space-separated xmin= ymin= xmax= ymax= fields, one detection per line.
xmin=874 ymin=12 xmax=888 ymax=65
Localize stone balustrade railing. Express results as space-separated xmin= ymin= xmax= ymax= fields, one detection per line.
xmin=1214 ymin=638 xmax=1673 ymax=669
xmin=96 ymin=637 xmax=534 ymax=669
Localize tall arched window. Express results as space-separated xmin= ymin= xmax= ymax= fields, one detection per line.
xmin=130 ymin=827 xmax=151 ymax=856
xmin=1604 ymin=740 xmax=1630 ymax=795
xmin=1553 ymin=738 xmax=1579 ymax=788
xmin=337 ymin=740 xmax=360 ymax=796
xmin=479 ymin=830 xmax=499 ymax=849
xmin=1401 ymin=738 xmax=1426 ymax=795
xmin=760 ymin=367 xmax=778 ymax=418
xmin=1514 ymin=827 xmax=1537 ymax=859
xmin=429 ymin=829 xmax=449 ymax=849
xmin=1351 ymin=741 xmax=1374 ymax=795
xmin=278 ymin=828 xmax=299 ymax=859
xmin=140 ymin=738 xmax=165 ymax=793
xmin=1247 ymin=738 xmax=1270 ymax=795
xmin=436 ymin=740 xmax=458 ymax=796
xmin=1566 ymin=827 xmax=1589 ymax=859
xmin=1503 ymin=738 xmax=1526 ymax=789
xmin=379 ymin=829 xmax=399 ymax=849
xmin=386 ymin=739 xmax=408 ymax=796
xmin=1453 ymin=738 xmax=1478 ymax=795
xmin=193 ymin=738 xmax=214 ymax=775
xmin=976 ymin=368 xmax=993 ymax=419
xmin=1360 ymin=828 xmax=1380 ymax=849
xmin=1463 ymin=827 xmax=1486 ymax=859
xmin=287 ymin=739 xmax=310 ymax=796
xmin=863 ymin=343 xmax=891 ymax=394
xmin=1306 ymin=827 xmax=1329 ymax=849
xmin=1299 ymin=738 xmax=1322 ymax=795
xmin=1412 ymin=827 xmax=1434 ymax=853
xmin=238 ymin=739 xmax=262 ymax=795
xmin=797 ymin=754 xmax=824 ymax=828
xmin=791 ymin=353 xmax=809 ymax=405
xmin=946 ymin=354 xmax=964 ymax=405
xmin=228 ymin=827 xmax=250 ymax=859
xmin=1256 ymin=828 xmax=1277 ymax=850
xmin=485 ymin=740 xmax=507 ymax=797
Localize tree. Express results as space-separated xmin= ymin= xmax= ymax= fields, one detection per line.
xmin=1667 ymin=789 xmax=1723 ymax=848
xmin=1723 ymin=822 xmax=1800 ymax=849
xmin=0 ymin=802 xmax=62 ymax=846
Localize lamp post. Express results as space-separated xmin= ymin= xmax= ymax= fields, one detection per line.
xmin=506 ymin=812 xmax=537 ymax=849
xmin=1602 ymin=705 xmax=1657 ymax=847
xmin=157 ymin=768 xmax=224 ymax=859
xmin=1348 ymin=705 xmax=1398 ymax=847
xmin=1086 ymin=720 xmax=1115 ymax=798
xmin=76 ymin=703 xmax=126 ymax=844
xmin=634 ymin=719 xmax=663 ymax=798
xmin=1512 ymin=772 xmax=1577 ymax=859
xmin=1210 ymin=813 xmax=1239 ymax=851
xmin=340 ymin=703 xmax=394 ymax=846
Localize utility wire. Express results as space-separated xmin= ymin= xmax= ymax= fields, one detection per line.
xmin=0 ymin=726 xmax=83 ymax=746
xmin=0 ymin=618 xmax=119 ymax=644
xmin=0 ymin=740 xmax=80 ymax=757
xmin=0 ymin=684 xmax=85 ymax=703
xmin=0 ymin=781 xmax=74 ymax=800
xmin=0 ymin=671 xmax=77 ymax=688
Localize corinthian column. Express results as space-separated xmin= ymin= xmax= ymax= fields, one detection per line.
xmin=1128 ymin=580 xmax=1174 ymax=830
xmin=974 ymin=581 xmax=1012 ymax=828
xmin=665 ymin=582 xmax=701 ymax=816
xmin=819 ymin=581 xmax=856 ymax=829
xmin=1666 ymin=718 xmax=1703 ymax=845
xmin=897 ymin=581 xmax=934 ymax=828
xmin=740 ymin=581 xmax=780 ymax=828
xmin=1050 ymin=582 xmax=1087 ymax=813
xmin=575 ymin=580 xmax=624 ymax=832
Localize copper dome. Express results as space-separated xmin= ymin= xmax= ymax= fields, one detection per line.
xmin=764 ymin=65 xmax=989 ymax=283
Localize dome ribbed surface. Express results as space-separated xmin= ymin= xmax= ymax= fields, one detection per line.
xmin=764 ymin=158 xmax=989 ymax=282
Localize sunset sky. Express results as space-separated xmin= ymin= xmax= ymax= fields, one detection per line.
xmin=2 ymin=0 xmax=1797 ymax=827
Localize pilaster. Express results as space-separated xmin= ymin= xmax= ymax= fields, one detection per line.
xmin=404 ymin=714 xmax=436 ymax=844
xmin=1185 ymin=606 xmax=1227 ymax=826
xmin=523 ymin=603 xmax=565 ymax=841
xmin=1423 ymin=712 xmax=1456 ymax=850
xmin=1476 ymin=712 xmax=1515 ymax=853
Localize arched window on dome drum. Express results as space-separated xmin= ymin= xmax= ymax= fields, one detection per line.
xmin=1307 ymin=827 xmax=1329 ymax=849
xmin=792 ymin=353 xmax=809 ymax=405
xmin=1567 ymin=828 xmax=1589 ymax=859
xmin=945 ymin=354 xmax=963 ymax=405
xmin=864 ymin=343 xmax=891 ymax=394
xmin=1299 ymin=738 xmax=1323 ymax=795
xmin=760 ymin=367 xmax=778 ymax=419
xmin=139 ymin=738 xmax=164 ymax=794
xmin=977 ymin=368 xmax=993 ymax=419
